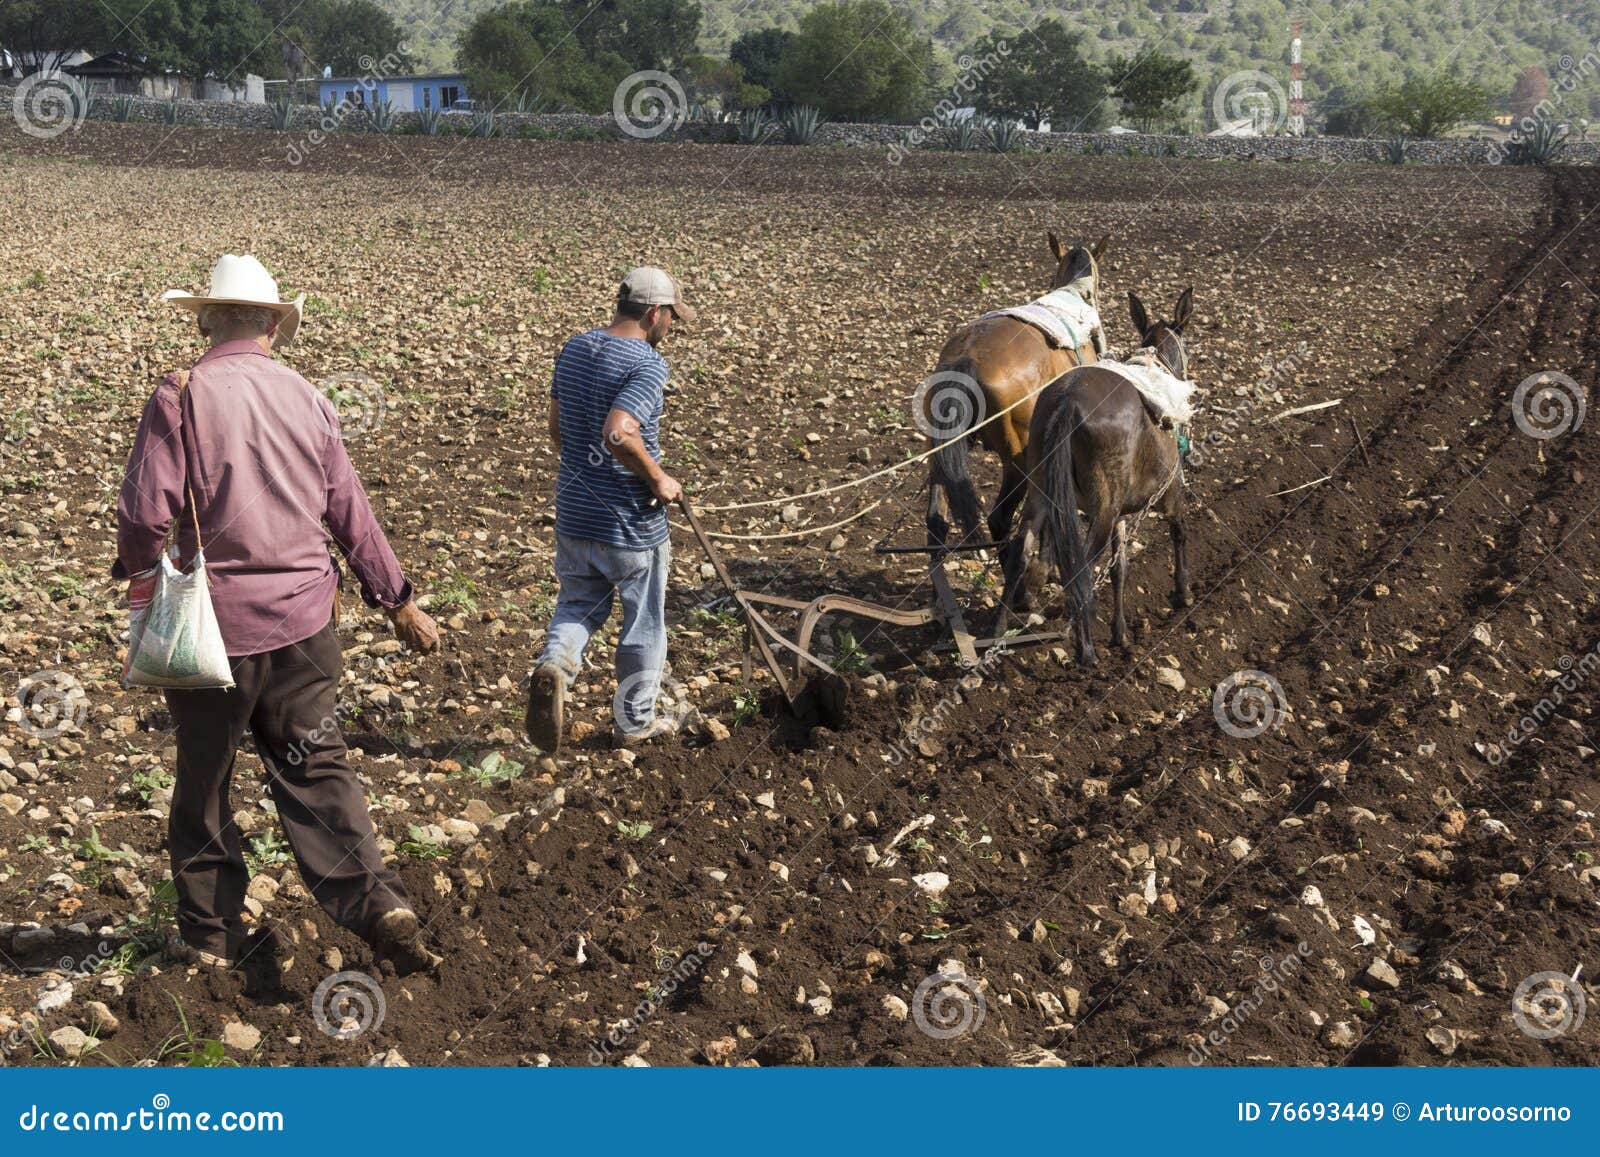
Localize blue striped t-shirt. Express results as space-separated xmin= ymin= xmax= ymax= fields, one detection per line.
xmin=550 ymin=329 xmax=670 ymax=549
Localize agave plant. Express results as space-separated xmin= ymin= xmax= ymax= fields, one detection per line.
xmin=1384 ymin=134 xmax=1409 ymax=165
xmin=736 ymin=108 xmax=773 ymax=144
xmin=416 ymin=106 xmax=443 ymax=136
xmin=1509 ymin=118 xmax=1570 ymax=166
xmin=511 ymin=89 xmax=548 ymax=115
xmin=161 ymin=98 xmax=181 ymax=126
xmin=782 ymin=104 xmax=822 ymax=145
xmin=989 ymin=117 xmax=1023 ymax=154
xmin=470 ymin=107 xmax=498 ymax=138
xmin=110 ymin=95 xmax=136 ymax=123
xmin=368 ymin=99 xmax=396 ymax=133
xmin=948 ymin=114 xmax=983 ymax=151
xmin=268 ymin=95 xmax=295 ymax=130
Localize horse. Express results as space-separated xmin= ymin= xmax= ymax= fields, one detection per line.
xmin=922 ymin=233 xmax=1108 ymax=558
xmin=999 ymin=287 xmax=1196 ymax=666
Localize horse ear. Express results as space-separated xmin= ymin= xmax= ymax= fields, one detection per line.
xmin=1173 ymin=286 xmax=1194 ymax=331
xmin=1128 ymin=291 xmax=1151 ymax=338
xmin=1048 ymin=231 xmax=1065 ymax=262
xmin=1091 ymin=233 xmax=1109 ymax=260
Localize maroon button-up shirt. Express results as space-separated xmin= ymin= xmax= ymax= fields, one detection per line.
xmin=114 ymin=341 xmax=413 ymax=657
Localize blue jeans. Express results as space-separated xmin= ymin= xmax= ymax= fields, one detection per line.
xmin=538 ymin=534 xmax=670 ymax=734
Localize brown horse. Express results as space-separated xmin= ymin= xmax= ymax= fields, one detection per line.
xmin=1000 ymin=287 xmax=1195 ymax=666
xmin=923 ymin=233 xmax=1108 ymax=553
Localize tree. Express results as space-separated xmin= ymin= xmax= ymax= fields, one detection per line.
xmin=1320 ymin=84 xmax=1379 ymax=137
xmin=0 ymin=0 xmax=103 ymax=74
xmin=174 ymin=0 xmax=275 ymax=87
xmin=457 ymin=1 xmax=629 ymax=112
xmin=729 ymin=27 xmax=794 ymax=101
xmin=774 ymin=0 xmax=934 ymax=121
xmin=682 ymin=54 xmax=766 ymax=113
xmin=311 ymin=0 xmax=406 ymax=76
xmin=1370 ymin=71 xmax=1490 ymax=137
xmin=1106 ymin=48 xmax=1197 ymax=131
xmin=972 ymin=20 xmax=1104 ymax=131
xmin=574 ymin=0 xmax=701 ymax=74
xmin=1509 ymin=66 xmax=1550 ymax=121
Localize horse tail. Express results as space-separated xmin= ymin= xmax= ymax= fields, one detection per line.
xmin=926 ymin=357 xmax=985 ymax=540
xmin=1043 ymin=394 xmax=1094 ymax=630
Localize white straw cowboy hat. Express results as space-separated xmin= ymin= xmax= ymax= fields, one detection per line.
xmin=162 ymin=254 xmax=305 ymax=346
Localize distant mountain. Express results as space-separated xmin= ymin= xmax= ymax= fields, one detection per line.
xmin=383 ymin=0 xmax=1600 ymax=120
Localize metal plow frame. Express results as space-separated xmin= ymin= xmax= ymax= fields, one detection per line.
xmin=678 ymin=497 xmax=1069 ymax=707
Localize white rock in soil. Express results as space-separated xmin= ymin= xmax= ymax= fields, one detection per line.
xmin=1155 ymin=667 xmax=1186 ymax=691
xmin=882 ymin=995 xmax=909 ymax=1021
xmin=48 ymin=1025 xmax=95 ymax=1059
xmin=735 ymin=950 xmax=759 ymax=978
xmin=221 ymin=1021 xmax=261 ymax=1052
xmin=367 ymin=1048 xmax=409 ymax=1067
xmin=1363 ymin=959 xmax=1401 ymax=990
xmin=35 ymin=983 xmax=73 ymax=1015
xmin=913 ymin=871 xmax=950 ymax=897
xmin=754 ymin=791 xmax=776 ymax=810
xmin=1299 ymin=885 xmax=1324 ymax=907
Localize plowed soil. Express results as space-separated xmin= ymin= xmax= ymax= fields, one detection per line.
xmin=1 ymin=124 xmax=1595 ymax=1066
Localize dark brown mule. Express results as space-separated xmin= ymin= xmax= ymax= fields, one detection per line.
xmin=1000 ymin=287 xmax=1196 ymax=666
xmin=923 ymin=233 xmax=1107 ymax=554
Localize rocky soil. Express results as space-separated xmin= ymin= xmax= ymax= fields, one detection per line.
xmin=0 ymin=123 xmax=1593 ymax=1066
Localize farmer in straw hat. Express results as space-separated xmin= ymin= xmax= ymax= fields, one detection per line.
xmin=525 ymin=267 xmax=695 ymax=754
xmin=113 ymin=254 xmax=442 ymax=978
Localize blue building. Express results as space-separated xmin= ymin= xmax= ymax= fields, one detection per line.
xmin=317 ymin=73 xmax=469 ymax=113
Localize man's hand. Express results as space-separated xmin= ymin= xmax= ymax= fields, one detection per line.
xmin=388 ymin=600 xmax=440 ymax=653
xmin=166 ymin=369 xmax=190 ymax=389
xmin=649 ymin=472 xmax=683 ymax=505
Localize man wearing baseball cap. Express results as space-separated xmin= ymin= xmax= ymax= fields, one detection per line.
xmin=526 ymin=267 xmax=694 ymax=753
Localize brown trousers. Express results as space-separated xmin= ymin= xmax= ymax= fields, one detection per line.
xmin=165 ymin=624 xmax=407 ymax=956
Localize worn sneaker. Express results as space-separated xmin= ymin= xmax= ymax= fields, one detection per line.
xmin=235 ymin=922 xmax=290 ymax=995
xmin=370 ymin=907 xmax=442 ymax=976
xmin=525 ymin=665 xmax=566 ymax=754
xmin=613 ymin=714 xmax=680 ymax=747
xmin=167 ymin=933 xmax=231 ymax=970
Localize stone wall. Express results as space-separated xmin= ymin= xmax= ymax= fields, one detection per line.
xmin=6 ymin=84 xmax=1596 ymax=167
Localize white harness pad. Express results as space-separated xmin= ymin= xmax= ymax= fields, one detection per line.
xmin=1097 ymin=350 xmax=1197 ymax=426
xmin=982 ymin=286 xmax=1103 ymax=353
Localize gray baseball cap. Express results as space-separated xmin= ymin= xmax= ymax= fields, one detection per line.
xmin=618 ymin=266 xmax=697 ymax=322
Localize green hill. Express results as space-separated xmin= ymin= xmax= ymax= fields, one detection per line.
xmin=383 ymin=0 xmax=1600 ymax=120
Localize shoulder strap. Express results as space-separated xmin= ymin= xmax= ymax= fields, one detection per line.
xmin=170 ymin=374 xmax=206 ymax=556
